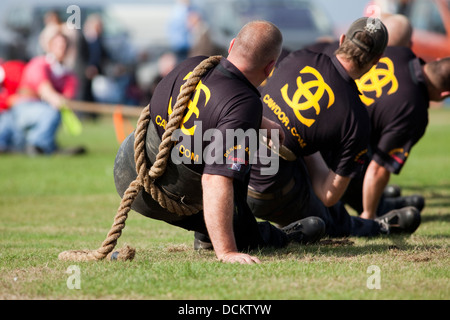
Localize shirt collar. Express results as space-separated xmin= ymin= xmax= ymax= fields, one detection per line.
xmin=331 ymin=55 xmax=354 ymax=83
xmin=409 ymin=57 xmax=426 ymax=86
xmin=217 ymin=58 xmax=261 ymax=97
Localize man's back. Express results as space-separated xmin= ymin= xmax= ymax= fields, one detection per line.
xmin=356 ymin=46 xmax=429 ymax=174
xmin=251 ymin=49 xmax=370 ymax=192
xmin=150 ymin=55 xmax=263 ymax=179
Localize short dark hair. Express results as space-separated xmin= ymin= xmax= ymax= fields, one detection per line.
xmin=427 ymin=57 xmax=450 ymax=91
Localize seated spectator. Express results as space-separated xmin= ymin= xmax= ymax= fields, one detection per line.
xmin=0 ymin=60 xmax=26 ymax=113
xmin=0 ymin=25 xmax=85 ymax=156
xmin=0 ymin=60 xmax=26 ymax=153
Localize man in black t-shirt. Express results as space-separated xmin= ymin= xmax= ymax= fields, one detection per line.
xmin=247 ymin=17 xmax=421 ymax=237
xmin=341 ymin=15 xmax=450 ymax=220
xmin=114 ymin=21 xmax=325 ymax=265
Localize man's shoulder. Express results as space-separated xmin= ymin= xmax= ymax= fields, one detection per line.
xmin=384 ymin=46 xmax=417 ymax=60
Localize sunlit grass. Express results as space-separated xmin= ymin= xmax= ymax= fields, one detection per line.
xmin=0 ymin=109 xmax=449 ymax=300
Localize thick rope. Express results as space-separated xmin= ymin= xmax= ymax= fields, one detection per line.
xmin=58 ymin=56 xmax=222 ymax=262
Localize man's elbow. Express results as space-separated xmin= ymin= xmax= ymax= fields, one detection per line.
xmin=317 ymin=185 xmax=346 ymax=207
xmin=321 ymin=194 xmax=340 ymax=207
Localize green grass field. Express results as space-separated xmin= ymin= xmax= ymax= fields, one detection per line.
xmin=0 ymin=107 xmax=449 ymax=301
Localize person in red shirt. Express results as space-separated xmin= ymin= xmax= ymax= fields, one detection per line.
xmin=0 ymin=60 xmax=26 ymax=112
xmin=0 ymin=60 xmax=26 ymax=153
xmin=0 ymin=25 xmax=83 ymax=155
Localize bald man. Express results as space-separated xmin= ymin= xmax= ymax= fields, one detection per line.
xmin=382 ymin=14 xmax=413 ymax=48
xmin=114 ymin=21 xmax=325 ymax=265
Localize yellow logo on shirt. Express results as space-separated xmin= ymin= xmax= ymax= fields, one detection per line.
xmin=280 ymin=66 xmax=335 ymax=127
xmin=356 ymin=57 xmax=399 ymax=106
xmin=168 ymin=72 xmax=211 ymax=136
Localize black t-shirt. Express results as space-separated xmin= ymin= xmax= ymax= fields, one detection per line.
xmin=250 ymin=49 xmax=370 ymax=193
xmin=307 ymin=43 xmax=430 ymax=174
xmin=149 ymin=56 xmax=263 ymax=182
xmin=355 ymin=46 xmax=429 ymax=174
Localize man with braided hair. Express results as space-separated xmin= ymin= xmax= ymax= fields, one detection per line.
xmin=114 ymin=20 xmax=326 ymax=265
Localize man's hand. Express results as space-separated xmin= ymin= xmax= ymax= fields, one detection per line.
xmin=219 ymin=252 xmax=261 ymax=264
xmin=202 ymin=174 xmax=261 ymax=264
xmin=38 ymin=81 xmax=67 ymax=109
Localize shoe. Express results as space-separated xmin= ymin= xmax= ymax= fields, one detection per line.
xmin=194 ymin=232 xmax=213 ymax=251
xmin=381 ymin=194 xmax=425 ymax=213
xmin=375 ymin=206 xmax=421 ymax=235
xmin=54 ymin=146 xmax=87 ymax=156
xmin=403 ymin=195 xmax=425 ymax=212
xmin=25 ymin=145 xmax=45 ymax=156
xmin=282 ymin=217 xmax=326 ymax=244
xmin=383 ymin=185 xmax=402 ymax=198
xmin=194 ymin=238 xmax=213 ymax=251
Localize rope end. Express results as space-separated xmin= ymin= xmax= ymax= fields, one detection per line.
xmin=107 ymin=245 xmax=136 ymax=261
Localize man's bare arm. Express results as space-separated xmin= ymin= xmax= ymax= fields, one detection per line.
xmin=360 ymin=160 xmax=391 ymax=220
xmin=202 ymin=174 xmax=261 ymax=264
xmin=303 ymin=152 xmax=350 ymax=207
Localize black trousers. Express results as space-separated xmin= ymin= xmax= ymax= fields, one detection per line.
xmin=341 ymin=170 xmax=405 ymax=216
xmin=247 ymin=159 xmax=381 ymax=238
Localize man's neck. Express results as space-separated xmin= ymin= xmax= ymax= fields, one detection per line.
xmin=335 ymin=54 xmax=362 ymax=80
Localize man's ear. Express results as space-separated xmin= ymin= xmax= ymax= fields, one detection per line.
xmin=339 ymin=34 xmax=346 ymax=46
xmin=264 ymin=60 xmax=276 ymax=77
xmin=228 ymin=38 xmax=236 ymax=54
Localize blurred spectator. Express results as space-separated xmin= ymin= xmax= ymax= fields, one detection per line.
xmin=149 ymin=52 xmax=178 ymax=101
xmin=44 ymin=10 xmax=62 ymax=29
xmin=82 ymin=14 xmax=135 ymax=106
xmin=0 ymin=60 xmax=26 ymax=112
xmin=367 ymin=0 xmax=413 ymax=16
xmin=39 ymin=11 xmax=90 ymax=102
xmin=36 ymin=10 xmax=64 ymax=57
xmin=0 ymin=25 xmax=85 ymax=156
xmin=134 ymin=51 xmax=177 ymax=106
xmin=167 ymin=0 xmax=192 ymax=62
xmin=82 ymin=14 xmax=109 ymax=102
xmin=0 ymin=60 xmax=26 ymax=153
xmin=187 ymin=10 xmax=220 ymax=57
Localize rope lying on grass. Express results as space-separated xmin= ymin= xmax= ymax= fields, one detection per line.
xmin=58 ymin=55 xmax=222 ymax=262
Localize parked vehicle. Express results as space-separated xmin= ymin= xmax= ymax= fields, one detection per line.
xmin=191 ymin=0 xmax=334 ymax=54
xmin=405 ymin=0 xmax=450 ymax=61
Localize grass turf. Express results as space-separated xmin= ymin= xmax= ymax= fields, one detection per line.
xmin=0 ymin=107 xmax=449 ymax=300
